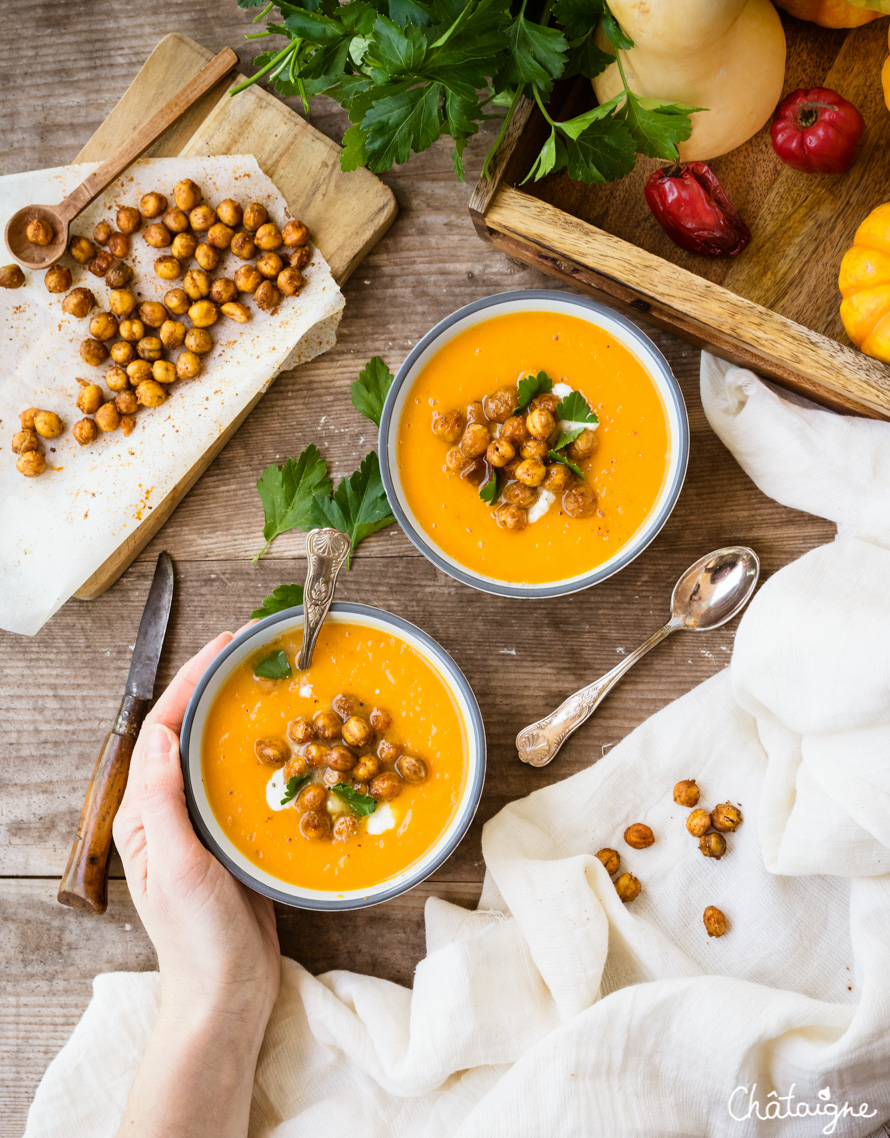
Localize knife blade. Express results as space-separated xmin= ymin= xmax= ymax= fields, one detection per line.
xmin=58 ymin=552 xmax=175 ymax=913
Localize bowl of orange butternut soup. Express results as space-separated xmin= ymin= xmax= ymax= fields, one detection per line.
xmin=379 ymin=290 xmax=688 ymax=597
xmin=180 ymin=604 xmax=485 ymax=909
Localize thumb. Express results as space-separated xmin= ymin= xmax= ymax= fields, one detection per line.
xmin=131 ymin=723 xmax=196 ymax=854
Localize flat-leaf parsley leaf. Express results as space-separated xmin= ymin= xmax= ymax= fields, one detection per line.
xmin=332 ymin=782 xmax=377 ymax=815
xmin=556 ymin=390 xmax=598 ymax=425
xmin=255 ymin=445 xmax=332 ymax=561
xmin=351 ymin=356 xmax=395 ymax=426
xmin=548 ymin=450 xmax=586 ymax=479
xmin=308 ymin=451 xmax=395 ymax=567
xmin=251 ymin=584 xmax=305 ymax=621
xmin=516 ymin=370 xmax=554 ymax=412
xmin=479 ymin=468 xmax=499 ymax=505
xmin=281 ymin=773 xmax=311 ymax=805
xmin=254 ymin=650 xmax=293 ymax=680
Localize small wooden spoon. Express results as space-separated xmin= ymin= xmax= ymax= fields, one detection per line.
xmin=5 ymin=47 xmax=238 ymax=270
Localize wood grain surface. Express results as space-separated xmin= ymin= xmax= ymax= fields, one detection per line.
xmin=0 ymin=4 xmax=878 ymax=1136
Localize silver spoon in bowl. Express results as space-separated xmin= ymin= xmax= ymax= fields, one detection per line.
xmin=297 ymin=528 xmax=352 ymax=670
xmin=515 ymin=546 xmax=760 ymax=767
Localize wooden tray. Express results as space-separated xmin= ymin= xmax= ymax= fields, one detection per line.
xmin=470 ymin=16 xmax=890 ymax=420
xmin=73 ymin=33 xmax=397 ymax=599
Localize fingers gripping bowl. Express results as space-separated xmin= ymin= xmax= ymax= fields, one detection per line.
xmin=379 ymin=290 xmax=689 ymax=598
xmin=180 ymin=604 xmax=485 ymax=910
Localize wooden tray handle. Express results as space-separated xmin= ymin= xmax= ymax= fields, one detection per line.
xmin=58 ymin=696 xmax=150 ymax=913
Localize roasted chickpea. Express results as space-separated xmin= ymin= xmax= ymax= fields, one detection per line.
xmin=164 ymin=288 xmax=190 ymax=316
xmin=110 ymin=341 xmax=136 ymax=366
xmin=481 ymin=387 xmax=516 ymax=423
xmin=17 ymin=451 xmax=46 ymax=477
xmin=116 ymin=206 xmax=141 ymax=235
xmin=19 ymin=408 xmax=39 ymax=430
xmin=342 ymin=716 xmax=373 ymax=749
xmin=188 ymin=300 xmax=218 ymax=328
xmin=333 ymin=815 xmax=359 ymax=841
xmin=154 ymin=255 xmax=181 ymax=281
xmin=254 ymin=222 xmax=283 ymax=251
xmin=174 ymin=179 xmax=203 ymax=212
xmin=370 ymin=771 xmax=402 ymax=801
xmin=352 ymin=755 xmax=380 ymax=782
xmin=243 ymin=201 xmax=268 ymax=231
xmin=107 ymin=288 xmax=137 ymax=318
xmin=567 ymin=428 xmax=598 ymax=463
xmin=326 ymin=745 xmax=356 ymax=773
xmin=127 ymin=360 xmax=153 ymax=386
xmin=221 ymin=301 xmax=250 ymax=324
xmin=76 ymin=383 xmax=104 ymax=415
xmin=254 ymin=280 xmax=280 ymax=310
xmin=12 ymin=429 xmax=39 ymax=455
xmin=136 ymin=379 xmax=166 ymax=407
xmin=563 ymin=480 xmax=598 ymax=518
xmin=93 ymin=220 xmax=113 ymax=245
xmin=171 ymin=232 xmax=198 ymax=260
xmin=464 ymin=400 xmax=485 ymax=425
xmin=499 ymin=415 xmax=530 ymax=445
xmin=504 ymin=457 xmax=522 ymax=479
xmin=700 ymin=832 xmax=727 ymax=860
xmin=486 ymin=438 xmax=515 ymax=468
xmin=256 ymin=252 xmax=283 ymax=279
xmin=395 ymin=754 xmax=427 ymax=783
xmin=460 ymin=457 xmax=488 ymax=487
xmin=107 ymin=231 xmax=130 ymax=259
xmin=207 ymin=221 xmax=234 ymax=250
xmin=175 ymin=351 xmax=202 ymax=380
xmin=526 ymin=407 xmax=556 ymax=441
xmin=331 ymin=693 xmax=361 ymax=721
xmin=503 ymin=481 xmax=538 ymax=508
xmin=711 ymin=803 xmax=743 ymax=833
xmin=0 ymin=264 xmax=26 ymax=289
xmin=277 ymin=266 xmax=304 ymax=296
xmin=80 ymin=338 xmax=108 ymax=367
xmin=162 ymin=206 xmax=189 ymax=234
xmin=281 ymin=218 xmax=308 ymax=247
xmin=87 ymin=252 xmax=114 ymax=278
xmin=120 ymin=414 xmax=137 ymax=437
xmin=520 ymin=438 xmax=549 ymax=461
xmin=62 ymin=287 xmax=96 ymax=318
xmin=230 ymin=232 xmax=256 ymax=261
xmin=182 ymin=269 xmax=210 ymax=300
xmin=254 ymin=737 xmax=289 ymax=766
xmin=289 ymin=244 xmax=311 ymax=270
xmin=541 ymin=463 xmax=570 ymax=494
xmin=704 ymin=906 xmax=728 ymax=937
xmin=377 ymin=739 xmax=401 ymax=764
xmin=152 ymin=360 xmax=177 ymax=385
xmin=624 ymin=823 xmax=654 ymax=849
xmin=69 ymin=235 xmax=95 ymax=264
xmin=118 ymin=318 xmax=145 ymax=342
xmin=432 ymin=409 xmax=464 ymax=444
xmin=444 ymin=446 xmax=469 ymax=472
xmin=89 ymin=312 xmax=118 ymax=341
xmin=44 ymin=265 xmax=71 ymax=293
xmin=26 ymin=217 xmax=53 ymax=246
xmin=159 ymin=319 xmax=186 ymax=350
xmin=195 ymin=240 xmax=220 ymax=270
xmin=115 ymin=390 xmax=138 ymax=415
xmin=188 ymin=204 xmax=217 ymax=232
xmin=370 ymin=707 xmax=391 ymax=733
xmin=216 ymin=198 xmax=243 ymax=227
xmin=686 ymin=808 xmax=711 ymax=838
xmin=459 ymin=422 xmax=491 ymax=459
xmin=143 ymin=222 xmax=172 ymax=249
xmin=72 ymin=418 xmax=99 ymax=446
xmin=313 ymin=710 xmax=342 ymax=740
xmin=283 ymin=753 xmax=310 ymax=781
xmin=515 ymin=457 xmax=546 ymax=488
xmin=32 ymin=410 xmax=63 ymax=439
xmin=300 ymin=810 xmax=331 ymax=841
xmin=673 ymin=779 xmax=700 ymax=807
xmin=140 ymin=191 xmax=167 ymax=219
xmin=287 ymin=716 xmax=317 ymax=745
xmin=105 ymin=261 xmax=133 ymax=289
xmin=304 ymin=742 xmax=331 ymax=768
xmin=596 ymin=848 xmax=620 ymax=876
xmin=297 ymin=784 xmax=327 ymax=812
xmin=139 ymin=301 xmax=168 ymax=329
xmin=614 ymin=873 xmax=641 ymax=903
xmin=496 ymin=502 xmax=529 ymax=530
xmin=530 ymin=392 xmax=559 ymax=413
xmin=232 ymin=268 xmax=261 ymax=298
xmin=105 ymin=365 xmax=130 ymax=392
xmin=95 ymin=402 xmax=120 ymax=432
xmin=184 ymin=327 xmax=213 ymax=355
xmin=209 ymin=278 xmax=237 ymax=306
xmin=136 ymin=336 xmax=163 ymax=362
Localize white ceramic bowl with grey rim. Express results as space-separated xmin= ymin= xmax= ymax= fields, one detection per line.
xmin=379 ymin=289 xmax=689 ymax=599
xmin=179 ymin=602 xmax=486 ymax=911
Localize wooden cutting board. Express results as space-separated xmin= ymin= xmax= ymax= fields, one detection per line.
xmin=72 ymin=33 xmax=397 ymax=599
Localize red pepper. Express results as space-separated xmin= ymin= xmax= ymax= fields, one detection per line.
xmin=770 ymin=87 xmax=865 ymax=174
xmin=644 ymin=163 xmax=751 ymax=257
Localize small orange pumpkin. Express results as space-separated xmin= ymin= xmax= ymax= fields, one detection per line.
xmin=882 ymin=23 xmax=890 ymax=110
xmin=839 ymin=203 xmax=890 ymax=362
xmin=773 ymin=0 xmax=883 ymax=27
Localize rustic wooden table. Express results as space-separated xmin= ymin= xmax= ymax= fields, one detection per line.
xmin=0 ymin=3 xmax=853 ymax=1134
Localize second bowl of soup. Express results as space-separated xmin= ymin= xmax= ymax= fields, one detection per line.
xmin=380 ymin=290 xmax=688 ymax=598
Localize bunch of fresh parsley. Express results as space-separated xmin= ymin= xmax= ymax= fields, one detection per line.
xmin=233 ymin=0 xmax=698 ymax=185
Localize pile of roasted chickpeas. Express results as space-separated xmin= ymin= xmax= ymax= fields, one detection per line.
xmin=4 ymin=178 xmax=311 ymax=477
xmin=431 ymin=383 xmax=599 ymax=530
xmin=254 ymin=691 xmax=429 ymax=843
xmin=594 ymin=778 xmax=742 ymax=939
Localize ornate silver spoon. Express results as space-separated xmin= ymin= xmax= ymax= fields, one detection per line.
xmin=516 ymin=546 xmax=760 ymax=767
xmin=297 ymin=528 xmax=352 ymax=670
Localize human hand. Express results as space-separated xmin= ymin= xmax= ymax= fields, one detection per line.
xmin=113 ymin=631 xmax=280 ymax=1030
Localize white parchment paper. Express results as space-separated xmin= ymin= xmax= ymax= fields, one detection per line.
xmin=0 ymin=156 xmax=344 ymax=636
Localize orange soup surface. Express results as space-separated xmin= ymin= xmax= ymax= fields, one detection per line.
xmin=397 ymin=310 xmax=671 ymax=583
xmin=202 ymin=620 xmax=468 ymax=893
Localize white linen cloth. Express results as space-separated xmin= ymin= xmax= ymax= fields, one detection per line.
xmin=24 ymin=357 xmax=890 ymax=1137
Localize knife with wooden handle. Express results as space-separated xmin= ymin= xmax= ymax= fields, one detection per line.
xmin=58 ymin=552 xmax=174 ymax=913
